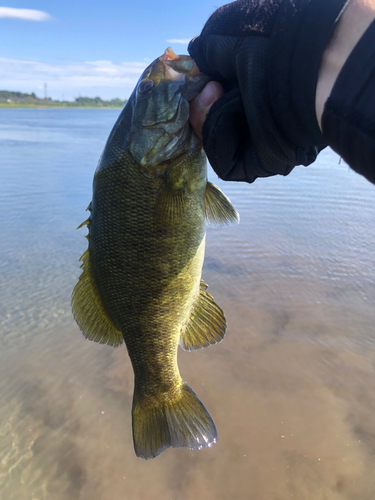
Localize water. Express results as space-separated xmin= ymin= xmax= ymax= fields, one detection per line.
xmin=1 ymin=108 xmax=375 ymax=500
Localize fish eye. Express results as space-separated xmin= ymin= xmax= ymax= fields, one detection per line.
xmin=138 ymin=79 xmax=154 ymax=95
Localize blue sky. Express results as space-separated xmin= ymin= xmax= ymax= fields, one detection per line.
xmin=0 ymin=1 xmax=228 ymax=100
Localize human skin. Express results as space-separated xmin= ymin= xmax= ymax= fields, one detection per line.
xmin=189 ymin=80 xmax=224 ymax=140
xmin=189 ymin=0 xmax=375 ymax=139
xmin=315 ymin=0 xmax=375 ymax=129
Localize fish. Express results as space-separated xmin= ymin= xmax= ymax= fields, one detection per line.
xmin=71 ymin=47 xmax=239 ymax=460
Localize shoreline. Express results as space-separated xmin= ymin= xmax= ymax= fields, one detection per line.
xmin=0 ymin=104 xmax=123 ymax=109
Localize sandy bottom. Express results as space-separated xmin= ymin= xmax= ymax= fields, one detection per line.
xmin=1 ymin=286 xmax=375 ymax=500
xmin=1 ymin=136 xmax=375 ymax=499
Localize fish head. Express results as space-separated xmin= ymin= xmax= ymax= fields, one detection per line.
xmin=127 ymin=47 xmax=210 ymax=175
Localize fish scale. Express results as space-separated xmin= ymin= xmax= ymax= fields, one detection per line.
xmin=72 ymin=48 xmax=239 ymax=459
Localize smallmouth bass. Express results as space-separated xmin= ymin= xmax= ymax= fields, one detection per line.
xmin=72 ymin=47 xmax=239 ymax=459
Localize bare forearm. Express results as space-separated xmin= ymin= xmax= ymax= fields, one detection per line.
xmin=316 ymin=0 xmax=375 ymax=129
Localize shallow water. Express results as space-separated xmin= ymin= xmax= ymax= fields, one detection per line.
xmin=1 ymin=108 xmax=375 ymax=500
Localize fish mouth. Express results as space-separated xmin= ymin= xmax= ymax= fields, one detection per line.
xmin=161 ymin=47 xmax=204 ymax=79
xmin=161 ymin=47 xmax=210 ymax=101
xmin=139 ymin=51 xmax=208 ymax=170
xmin=127 ymin=48 xmax=209 ymax=172
xmin=161 ymin=47 xmax=178 ymax=61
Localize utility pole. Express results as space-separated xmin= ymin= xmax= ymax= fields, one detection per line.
xmin=44 ymin=82 xmax=47 ymax=99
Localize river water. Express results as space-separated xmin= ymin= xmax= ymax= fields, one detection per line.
xmin=1 ymin=108 xmax=375 ymax=500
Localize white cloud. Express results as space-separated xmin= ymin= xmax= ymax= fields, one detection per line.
xmin=0 ymin=57 xmax=148 ymax=99
xmin=166 ymin=38 xmax=191 ymax=44
xmin=0 ymin=7 xmax=51 ymax=21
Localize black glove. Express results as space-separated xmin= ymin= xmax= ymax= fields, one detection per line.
xmin=188 ymin=0 xmax=348 ymax=183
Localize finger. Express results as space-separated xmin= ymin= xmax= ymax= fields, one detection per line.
xmin=189 ymin=81 xmax=224 ymax=140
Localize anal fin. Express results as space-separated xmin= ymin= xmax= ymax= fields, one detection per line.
xmin=179 ymin=281 xmax=226 ymax=351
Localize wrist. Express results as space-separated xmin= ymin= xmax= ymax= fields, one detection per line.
xmin=316 ymin=0 xmax=375 ymax=130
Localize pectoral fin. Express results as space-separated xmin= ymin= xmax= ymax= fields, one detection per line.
xmin=204 ymin=181 xmax=239 ymax=227
xmin=154 ymin=169 xmax=188 ymax=224
xmin=71 ymin=231 xmax=123 ymax=348
xmin=179 ymin=281 xmax=226 ymax=351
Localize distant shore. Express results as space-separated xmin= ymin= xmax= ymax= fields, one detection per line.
xmin=0 ymin=103 xmax=124 ymax=109
xmin=0 ymin=90 xmax=127 ymax=109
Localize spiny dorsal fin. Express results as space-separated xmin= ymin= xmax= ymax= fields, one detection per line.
xmin=199 ymin=279 xmax=208 ymax=291
xmin=77 ymin=218 xmax=90 ymax=229
xmin=71 ymin=235 xmax=123 ymax=348
xmin=179 ymin=281 xmax=226 ymax=351
xmin=204 ymin=181 xmax=239 ymax=227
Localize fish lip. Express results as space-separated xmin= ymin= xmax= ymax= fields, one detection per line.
xmin=182 ymin=72 xmax=211 ymax=102
xmin=160 ymin=47 xmax=178 ymax=61
xmin=187 ymin=60 xmax=206 ymax=79
xmin=159 ymin=49 xmax=211 ymax=102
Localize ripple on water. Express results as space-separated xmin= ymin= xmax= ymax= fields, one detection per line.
xmin=1 ymin=111 xmax=375 ymax=499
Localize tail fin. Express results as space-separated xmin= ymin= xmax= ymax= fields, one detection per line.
xmin=132 ymin=382 xmax=217 ymax=460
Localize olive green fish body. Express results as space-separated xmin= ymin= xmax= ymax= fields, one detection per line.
xmin=91 ymin=139 xmax=206 ymax=389
xmin=72 ymin=48 xmax=239 ymax=459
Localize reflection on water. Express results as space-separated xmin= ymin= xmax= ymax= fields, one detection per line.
xmin=1 ymin=109 xmax=375 ymax=499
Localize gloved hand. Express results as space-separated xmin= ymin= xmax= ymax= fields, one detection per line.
xmin=189 ymin=0 xmax=349 ymax=183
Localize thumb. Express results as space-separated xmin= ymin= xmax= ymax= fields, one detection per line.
xmin=189 ymin=81 xmax=224 ymax=140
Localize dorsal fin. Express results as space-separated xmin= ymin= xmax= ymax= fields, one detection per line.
xmin=204 ymin=182 xmax=239 ymax=227
xmin=179 ymin=281 xmax=226 ymax=351
xmin=71 ymin=225 xmax=123 ymax=348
